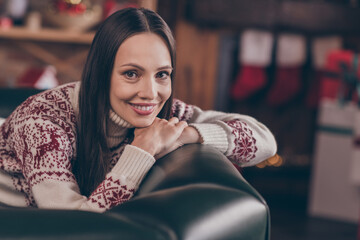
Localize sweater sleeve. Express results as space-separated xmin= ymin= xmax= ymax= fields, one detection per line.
xmin=171 ymin=99 xmax=277 ymax=167
xmin=14 ymin=118 xmax=154 ymax=213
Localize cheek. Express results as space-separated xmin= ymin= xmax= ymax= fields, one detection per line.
xmin=110 ymin=80 xmax=133 ymax=101
xmin=160 ymin=84 xmax=172 ymax=101
xmin=112 ymin=89 xmax=131 ymax=101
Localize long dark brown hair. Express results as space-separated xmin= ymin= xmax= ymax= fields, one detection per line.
xmin=73 ymin=8 xmax=176 ymax=196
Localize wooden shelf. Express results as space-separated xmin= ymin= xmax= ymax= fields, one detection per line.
xmin=0 ymin=27 xmax=95 ymax=44
xmin=0 ymin=1 xmax=159 ymax=85
xmin=0 ymin=0 xmax=160 ymax=45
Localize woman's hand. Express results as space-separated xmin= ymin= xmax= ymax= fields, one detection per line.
xmin=176 ymin=125 xmax=203 ymax=145
xmin=155 ymin=125 xmax=203 ymax=159
xmin=131 ymin=117 xmax=188 ymax=157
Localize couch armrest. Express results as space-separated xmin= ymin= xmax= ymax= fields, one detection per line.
xmin=108 ymin=144 xmax=270 ymax=240
xmin=0 ymin=145 xmax=269 ymax=240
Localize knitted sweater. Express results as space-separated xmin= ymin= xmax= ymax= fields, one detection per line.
xmin=0 ymin=82 xmax=276 ymax=212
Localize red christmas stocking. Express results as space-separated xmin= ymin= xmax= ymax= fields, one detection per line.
xmin=231 ymin=66 xmax=267 ymax=99
xmin=306 ymin=36 xmax=342 ymax=108
xmin=306 ymin=70 xmax=324 ymax=108
xmin=320 ymin=50 xmax=354 ymax=100
xmin=267 ymin=67 xmax=302 ymax=106
xmin=267 ymin=34 xmax=306 ymax=106
xmin=231 ymin=30 xmax=273 ymax=100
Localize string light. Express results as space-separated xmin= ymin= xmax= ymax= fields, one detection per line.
xmin=65 ymin=0 xmax=82 ymax=4
xmin=256 ymin=154 xmax=284 ymax=168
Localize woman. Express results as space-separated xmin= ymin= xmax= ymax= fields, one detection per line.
xmin=0 ymin=8 xmax=276 ymax=212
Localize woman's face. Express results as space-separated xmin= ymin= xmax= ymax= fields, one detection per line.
xmin=110 ymin=33 xmax=172 ymax=127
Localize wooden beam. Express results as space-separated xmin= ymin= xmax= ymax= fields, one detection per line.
xmin=174 ymin=21 xmax=219 ymax=110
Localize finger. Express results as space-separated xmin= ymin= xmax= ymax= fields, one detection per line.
xmin=150 ymin=117 xmax=165 ymax=127
xmin=172 ymin=121 xmax=188 ymax=136
xmin=176 ymin=120 xmax=188 ymax=129
xmin=152 ymin=117 xmax=162 ymax=123
xmin=168 ymin=117 xmax=179 ymax=124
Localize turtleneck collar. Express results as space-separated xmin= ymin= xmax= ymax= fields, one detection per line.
xmin=109 ymin=109 xmax=133 ymax=128
xmin=106 ymin=109 xmax=134 ymax=148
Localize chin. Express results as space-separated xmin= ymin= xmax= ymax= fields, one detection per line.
xmin=130 ymin=117 xmax=155 ymax=128
xmin=132 ymin=122 xmax=152 ymax=128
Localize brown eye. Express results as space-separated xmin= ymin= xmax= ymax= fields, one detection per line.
xmin=156 ymin=71 xmax=170 ymax=80
xmin=123 ymin=70 xmax=138 ymax=80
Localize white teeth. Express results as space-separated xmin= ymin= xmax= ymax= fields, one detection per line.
xmin=132 ymin=104 xmax=154 ymax=111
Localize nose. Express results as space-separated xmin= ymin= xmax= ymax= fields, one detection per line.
xmin=137 ymin=76 xmax=157 ymax=100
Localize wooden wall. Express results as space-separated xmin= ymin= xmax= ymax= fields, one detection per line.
xmin=174 ymin=21 xmax=219 ymax=110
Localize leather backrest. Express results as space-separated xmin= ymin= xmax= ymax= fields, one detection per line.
xmin=0 ymin=88 xmax=42 ymax=118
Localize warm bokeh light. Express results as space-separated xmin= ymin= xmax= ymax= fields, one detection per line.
xmin=65 ymin=0 xmax=82 ymax=5
xmin=256 ymin=154 xmax=284 ymax=168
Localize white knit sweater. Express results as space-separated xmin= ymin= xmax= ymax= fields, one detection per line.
xmin=0 ymin=82 xmax=276 ymax=212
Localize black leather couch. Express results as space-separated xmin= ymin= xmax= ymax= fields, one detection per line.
xmin=0 ymin=88 xmax=270 ymax=240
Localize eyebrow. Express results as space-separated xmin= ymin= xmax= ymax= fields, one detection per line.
xmin=120 ymin=63 xmax=173 ymax=71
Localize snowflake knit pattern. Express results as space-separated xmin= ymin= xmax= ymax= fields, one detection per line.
xmin=0 ymin=82 xmax=276 ymax=212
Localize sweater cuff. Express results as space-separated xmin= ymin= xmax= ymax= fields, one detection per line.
xmin=111 ymin=145 xmax=155 ymax=186
xmin=189 ymin=123 xmax=228 ymax=153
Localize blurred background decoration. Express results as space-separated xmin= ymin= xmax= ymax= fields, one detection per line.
xmin=0 ymin=0 xmax=359 ymax=239
xmin=0 ymin=0 xmax=154 ymax=89
xmin=41 ymin=0 xmax=103 ymax=32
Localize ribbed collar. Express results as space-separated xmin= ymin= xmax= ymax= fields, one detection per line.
xmin=106 ymin=109 xmax=133 ymax=148
xmin=109 ymin=109 xmax=133 ymax=128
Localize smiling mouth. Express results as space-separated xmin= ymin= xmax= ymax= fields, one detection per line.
xmin=129 ymin=103 xmax=156 ymax=115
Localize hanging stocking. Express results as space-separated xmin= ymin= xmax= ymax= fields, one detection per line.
xmin=306 ymin=70 xmax=324 ymax=108
xmin=321 ymin=50 xmax=355 ymax=100
xmin=306 ymin=36 xmax=342 ymax=108
xmin=231 ymin=30 xmax=273 ymax=100
xmin=266 ymin=34 xmax=306 ymax=106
